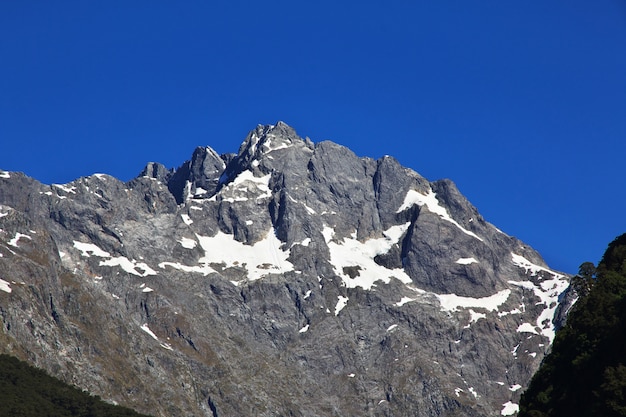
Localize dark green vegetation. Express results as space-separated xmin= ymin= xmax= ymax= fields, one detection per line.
xmin=519 ymin=234 xmax=626 ymax=417
xmin=0 ymin=354 xmax=150 ymax=417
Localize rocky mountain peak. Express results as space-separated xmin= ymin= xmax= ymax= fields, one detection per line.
xmin=0 ymin=123 xmax=574 ymax=417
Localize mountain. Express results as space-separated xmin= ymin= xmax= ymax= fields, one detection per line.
xmin=519 ymin=234 xmax=626 ymax=417
xmin=0 ymin=122 xmax=572 ymax=416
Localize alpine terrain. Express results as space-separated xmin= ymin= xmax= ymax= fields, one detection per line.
xmin=0 ymin=122 xmax=573 ymax=416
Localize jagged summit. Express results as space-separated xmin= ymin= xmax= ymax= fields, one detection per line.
xmin=0 ymin=122 xmax=572 ymax=417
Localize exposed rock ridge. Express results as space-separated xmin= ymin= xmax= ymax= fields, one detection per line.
xmin=0 ymin=125 xmax=572 ymax=417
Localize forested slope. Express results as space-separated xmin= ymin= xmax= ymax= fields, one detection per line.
xmin=0 ymin=354 xmax=150 ymax=417
xmin=519 ymin=233 xmax=626 ymax=417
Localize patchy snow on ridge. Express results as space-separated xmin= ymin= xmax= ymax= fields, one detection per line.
xmin=262 ymin=137 xmax=291 ymax=153
xmin=0 ymin=171 xmax=10 ymax=179
xmin=509 ymin=253 xmax=569 ymax=343
xmin=219 ymin=170 xmax=272 ymax=203
xmin=511 ymin=253 xmax=564 ymax=278
xmin=52 ymin=184 xmax=76 ymax=195
xmin=323 ymin=223 xmax=413 ymax=290
xmin=397 ymin=189 xmax=483 ymax=241
xmin=196 ymin=229 xmax=293 ymax=281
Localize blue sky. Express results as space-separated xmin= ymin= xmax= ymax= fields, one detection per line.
xmin=1 ymin=1 xmax=625 ymax=274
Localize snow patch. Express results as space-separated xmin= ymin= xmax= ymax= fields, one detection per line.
xmin=397 ymin=189 xmax=483 ymax=241
xmin=74 ymin=241 xmax=111 ymax=258
xmin=159 ymin=261 xmax=216 ymax=276
xmin=0 ymin=171 xmax=10 ymax=179
xmin=467 ymin=309 xmax=487 ymax=324
xmin=436 ymin=289 xmax=511 ymax=313
xmin=262 ymin=137 xmax=291 ymax=153
xmin=386 ymin=324 xmax=398 ymax=332
xmin=324 ymin=223 xmax=413 ymax=290
xmin=140 ymin=323 xmax=158 ymax=340
xmin=501 ymin=401 xmax=519 ymax=416
xmin=335 ymin=296 xmax=349 ymax=315
xmin=395 ymin=297 xmax=416 ymax=307
xmin=178 ymin=237 xmax=197 ymax=249
xmin=0 ymin=278 xmax=12 ymax=293
xmin=52 ymin=184 xmax=76 ymax=194
xmin=456 ymin=257 xmax=478 ymax=265
xmin=8 ymin=232 xmax=32 ymax=247
xmin=517 ymin=322 xmax=540 ymax=335
xmin=99 ymin=257 xmax=157 ymax=277
xmin=181 ymin=214 xmax=193 ymax=225
xmin=299 ymin=324 xmax=309 ymax=333
xmin=509 ymin=384 xmax=522 ymax=392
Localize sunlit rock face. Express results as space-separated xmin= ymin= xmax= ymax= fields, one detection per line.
xmin=0 ymin=123 xmax=571 ymax=417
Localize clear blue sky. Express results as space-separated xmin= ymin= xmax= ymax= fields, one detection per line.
xmin=1 ymin=1 xmax=625 ymax=274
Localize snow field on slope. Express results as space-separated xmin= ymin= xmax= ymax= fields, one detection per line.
xmin=323 ymin=223 xmax=413 ymax=290
xmin=196 ymin=229 xmax=294 ymax=281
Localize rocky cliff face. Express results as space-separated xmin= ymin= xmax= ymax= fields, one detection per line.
xmin=0 ymin=122 xmax=572 ymax=416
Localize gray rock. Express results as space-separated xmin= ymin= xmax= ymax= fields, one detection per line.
xmin=0 ymin=124 xmax=571 ymax=416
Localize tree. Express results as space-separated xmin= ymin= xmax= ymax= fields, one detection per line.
xmin=571 ymin=261 xmax=596 ymax=298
